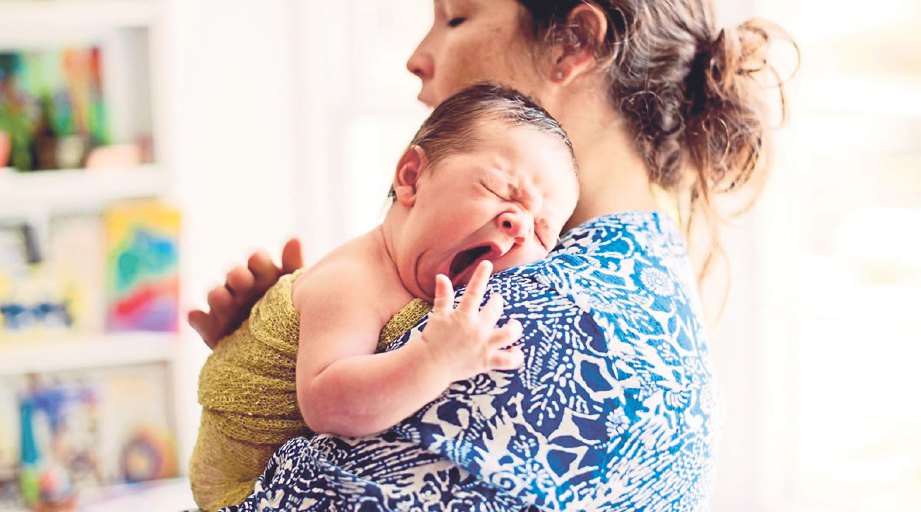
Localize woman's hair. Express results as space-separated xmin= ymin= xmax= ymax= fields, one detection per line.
xmin=517 ymin=0 xmax=796 ymax=280
xmin=408 ymin=82 xmax=576 ymax=169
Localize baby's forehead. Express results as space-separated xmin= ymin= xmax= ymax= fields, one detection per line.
xmin=452 ymin=138 xmax=577 ymax=206
xmin=458 ymin=122 xmax=573 ymax=165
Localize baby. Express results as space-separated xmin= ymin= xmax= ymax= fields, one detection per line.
xmin=190 ymin=84 xmax=580 ymax=511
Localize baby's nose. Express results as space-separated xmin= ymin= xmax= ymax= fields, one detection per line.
xmin=498 ymin=211 xmax=533 ymax=244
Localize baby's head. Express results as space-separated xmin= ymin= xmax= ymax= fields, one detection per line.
xmin=387 ymin=83 xmax=579 ymax=300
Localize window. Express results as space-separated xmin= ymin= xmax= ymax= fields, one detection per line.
xmin=715 ymin=0 xmax=921 ymax=509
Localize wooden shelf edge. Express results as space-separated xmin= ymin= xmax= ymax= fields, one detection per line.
xmin=0 ymin=166 xmax=169 ymax=217
xmin=0 ymin=333 xmax=181 ymax=376
xmin=0 ymin=0 xmax=157 ymax=31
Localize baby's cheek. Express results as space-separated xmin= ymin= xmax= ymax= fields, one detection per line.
xmin=493 ymin=245 xmax=548 ymax=273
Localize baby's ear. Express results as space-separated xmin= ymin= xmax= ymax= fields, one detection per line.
xmin=393 ymin=146 xmax=428 ymax=207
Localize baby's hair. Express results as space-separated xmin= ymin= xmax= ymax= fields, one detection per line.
xmin=387 ymin=83 xmax=576 ymax=208
xmin=390 ymin=84 xmax=577 ymax=202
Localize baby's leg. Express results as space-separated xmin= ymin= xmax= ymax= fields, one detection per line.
xmin=191 ymin=279 xmax=304 ymax=511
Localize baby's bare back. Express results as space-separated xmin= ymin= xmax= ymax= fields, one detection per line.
xmin=191 ymin=229 xmax=419 ymax=511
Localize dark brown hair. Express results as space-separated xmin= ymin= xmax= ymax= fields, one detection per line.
xmin=518 ymin=0 xmax=796 ymax=280
xmin=408 ymin=82 xmax=576 ymax=169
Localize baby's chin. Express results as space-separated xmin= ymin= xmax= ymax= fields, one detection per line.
xmin=488 ymin=251 xmax=552 ymax=276
xmin=409 ymin=274 xmax=437 ymax=303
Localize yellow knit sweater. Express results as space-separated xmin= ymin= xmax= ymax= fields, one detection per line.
xmin=190 ymin=270 xmax=432 ymax=511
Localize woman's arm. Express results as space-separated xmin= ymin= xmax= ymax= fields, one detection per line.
xmin=188 ymin=238 xmax=303 ymax=348
xmin=295 ymin=260 xmax=523 ymax=438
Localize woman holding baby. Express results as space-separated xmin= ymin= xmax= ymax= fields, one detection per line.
xmin=190 ymin=0 xmax=792 ymax=509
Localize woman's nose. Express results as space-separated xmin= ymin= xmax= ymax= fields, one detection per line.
xmin=497 ymin=211 xmax=533 ymax=244
xmin=406 ymin=45 xmax=433 ymax=81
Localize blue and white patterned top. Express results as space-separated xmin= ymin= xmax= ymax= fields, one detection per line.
xmin=226 ymin=212 xmax=715 ymax=511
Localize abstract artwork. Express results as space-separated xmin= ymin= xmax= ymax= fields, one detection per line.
xmin=105 ymin=202 xmax=180 ymax=332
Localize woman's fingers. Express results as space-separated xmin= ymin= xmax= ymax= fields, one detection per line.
xmin=188 ymin=239 xmax=303 ymax=348
xmin=189 ymin=284 xmax=239 ymax=349
xmin=190 ymin=240 xmax=301 ymax=351
xmin=248 ymin=251 xmax=282 ymax=290
xmin=188 ymin=310 xmax=217 ymax=349
xmin=458 ymin=260 xmax=493 ymax=314
xmin=433 ymin=274 xmax=456 ymax=314
xmin=281 ymin=238 xmax=304 ymax=274
xmin=225 ymin=266 xmax=255 ymax=297
xmin=207 ymin=285 xmax=233 ymax=311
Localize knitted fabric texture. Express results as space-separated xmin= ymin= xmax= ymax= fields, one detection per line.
xmin=190 ymin=269 xmax=432 ymax=511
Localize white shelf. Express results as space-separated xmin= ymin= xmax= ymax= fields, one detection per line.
xmin=79 ymin=477 xmax=195 ymax=512
xmin=0 ymin=332 xmax=180 ymax=376
xmin=0 ymin=0 xmax=156 ymax=30
xmin=0 ymin=166 xmax=168 ymax=218
xmin=2 ymin=476 xmax=196 ymax=512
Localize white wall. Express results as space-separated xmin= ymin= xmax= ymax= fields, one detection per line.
xmin=160 ymin=0 xmax=298 ymax=466
xmin=286 ymin=0 xmax=431 ymax=261
xmin=160 ymin=0 xmax=431 ymax=471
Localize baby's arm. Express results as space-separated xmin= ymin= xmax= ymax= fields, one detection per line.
xmin=295 ymin=260 xmax=524 ymax=438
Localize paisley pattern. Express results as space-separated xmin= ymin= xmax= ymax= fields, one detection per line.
xmin=224 ymin=212 xmax=715 ymax=511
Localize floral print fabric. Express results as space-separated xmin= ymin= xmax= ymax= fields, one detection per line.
xmin=225 ymin=212 xmax=715 ymax=512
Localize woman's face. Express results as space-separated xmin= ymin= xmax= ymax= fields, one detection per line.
xmin=406 ymin=0 xmax=546 ymax=108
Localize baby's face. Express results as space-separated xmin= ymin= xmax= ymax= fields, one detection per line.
xmin=397 ymin=122 xmax=578 ymax=300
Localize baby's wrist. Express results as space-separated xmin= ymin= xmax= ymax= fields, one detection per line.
xmin=406 ymin=335 xmax=457 ymax=389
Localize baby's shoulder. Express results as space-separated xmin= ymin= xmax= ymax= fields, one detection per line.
xmin=291 ymin=250 xmax=396 ymax=312
xmin=294 ymin=254 xmax=373 ymax=290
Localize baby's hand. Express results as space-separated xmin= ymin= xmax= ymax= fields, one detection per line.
xmin=420 ymin=260 xmax=525 ymax=383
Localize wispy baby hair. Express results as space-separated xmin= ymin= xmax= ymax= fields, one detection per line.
xmin=409 ymin=82 xmax=576 ymax=169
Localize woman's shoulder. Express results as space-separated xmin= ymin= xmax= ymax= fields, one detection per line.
xmin=495 ymin=211 xmax=691 ymax=293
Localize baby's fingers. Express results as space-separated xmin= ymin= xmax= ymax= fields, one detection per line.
xmin=433 ymin=274 xmax=456 ymax=314
xmin=489 ymin=319 xmax=523 ymax=348
xmin=490 ymin=346 xmax=525 ymax=371
xmin=480 ymin=293 xmax=505 ymax=325
xmin=458 ymin=260 xmax=493 ymax=314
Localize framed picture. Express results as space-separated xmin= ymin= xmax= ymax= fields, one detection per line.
xmin=0 ymin=222 xmax=40 ymax=270
xmin=105 ymin=202 xmax=180 ymax=333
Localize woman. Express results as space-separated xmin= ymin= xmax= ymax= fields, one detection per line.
xmin=191 ymin=0 xmax=790 ymax=509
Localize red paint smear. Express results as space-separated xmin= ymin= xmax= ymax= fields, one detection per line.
xmin=114 ymin=280 xmax=179 ymax=317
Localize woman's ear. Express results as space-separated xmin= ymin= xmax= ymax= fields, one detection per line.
xmin=549 ymin=3 xmax=608 ymax=85
xmin=393 ymin=145 xmax=428 ymax=207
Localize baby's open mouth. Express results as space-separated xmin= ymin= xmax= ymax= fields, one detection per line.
xmin=448 ymin=244 xmax=492 ymax=283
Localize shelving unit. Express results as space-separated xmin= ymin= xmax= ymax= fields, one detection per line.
xmin=0 ymin=0 xmax=159 ymax=56
xmin=0 ymin=0 xmax=186 ymax=508
xmin=0 ymin=333 xmax=178 ymax=376
xmin=0 ymin=0 xmax=156 ymax=31
xmin=0 ymin=166 xmax=168 ymax=217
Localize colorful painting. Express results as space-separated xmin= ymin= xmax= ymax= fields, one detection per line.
xmin=0 ymin=47 xmax=109 ymax=171
xmin=105 ymin=202 xmax=180 ymax=333
xmin=3 ymin=366 xmax=178 ymax=508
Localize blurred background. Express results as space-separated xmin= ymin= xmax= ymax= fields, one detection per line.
xmin=0 ymin=0 xmax=918 ymax=510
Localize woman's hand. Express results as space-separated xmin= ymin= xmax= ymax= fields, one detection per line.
xmin=188 ymin=238 xmax=304 ymax=349
xmin=421 ymin=260 xmax=525 ymax=383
